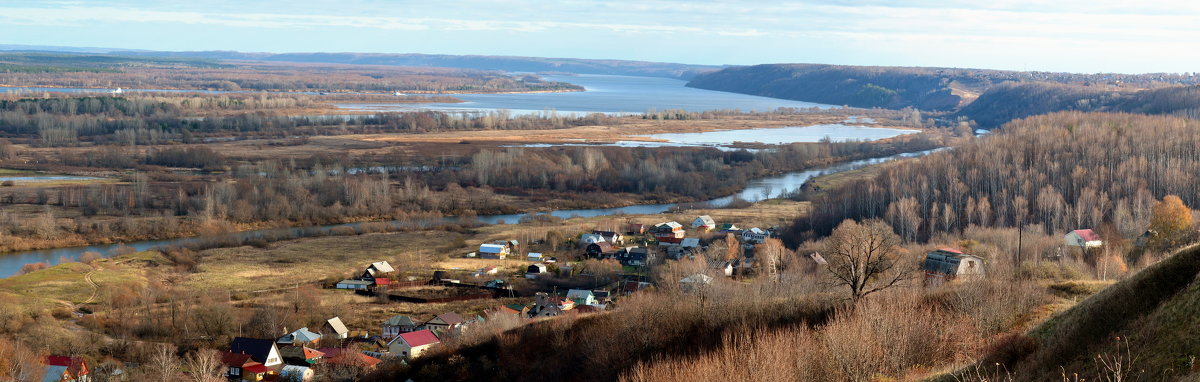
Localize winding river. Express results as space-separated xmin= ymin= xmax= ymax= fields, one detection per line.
xmin=0 ymin=149 xmax=939 ymax=277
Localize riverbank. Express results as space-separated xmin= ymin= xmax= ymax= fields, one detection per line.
xmin=0 ymin=147 xmax=942 ymax=278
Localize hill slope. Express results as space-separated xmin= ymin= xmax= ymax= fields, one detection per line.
xmin=969 ymin=244 xmax=1200 ymax=380
xmin=957 ymin=82 xmax=1200 ymax=128
xmin=685 ymin=64 xmax=993 ymax=110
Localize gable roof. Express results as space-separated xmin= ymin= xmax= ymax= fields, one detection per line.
xmin=566 ymin=289 xmax=594 ymax=299
xmin=278 ymin=327 xmax=321 ymax=344
xmin=242 ymin=363 xmax=272 ymax=374
xmin=384 ymin=315 xmax=416 ymax=327
xmin=221 ymin=352 xmax=255 ymax=367
xmin=229 ymin=337 xmax=278 ymax=364
xmin=1072 ymin=229 xmax=1102 ymax=242
xmin=393 ymin=329 xmax=441 ymax=348
xmin=694 ymin=215 xmax=716 ymax=225
xmin=368 ymin=261 xmax=395 ymax=273
xmin=428 ymin=312 xmax=465 ymax=326
xmin=324 ymin=317 xmax=349 ymax=335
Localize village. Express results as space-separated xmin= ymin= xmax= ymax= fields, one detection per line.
xmin=34 ymin=212 xmax=1117 ymax=382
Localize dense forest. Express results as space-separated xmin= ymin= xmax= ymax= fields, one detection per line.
xmin=0 ymin=53 xmax=582 ymax=93
xmin=0 ymin=95 xmax=617 ymax=145
xmin=784 ymin=112 xmax=1200 ymax=248
xmin=958 ymin=82 xmax=1200 ymax=128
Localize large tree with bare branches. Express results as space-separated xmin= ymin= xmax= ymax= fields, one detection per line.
xmin=822 ymin=219 xmax=911 ymax=301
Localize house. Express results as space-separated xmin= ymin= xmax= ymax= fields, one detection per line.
xmin=692 ymin=215 xmax=717 ymax=232
xmin=617 ymin=247 xmax=651 ymax=267
xmin=387 ymin=329 xmax=441 ymax=359
xmin=680 ymin=237 xmax=701 ymax=249
xmin=710 ymin=260 xmax=734 ymax=277
xmin=742 ymin=227 xmax=768 ymax=244
xmin=529 ymin=293 xmax=573 ymax=317
xmin=627 ymin=223 xmax=645 ymax=235
xmin=585 ymin=242 xmax=615 ymax=258
xmin=318 ymin=348 xmax=382 ymax=370
xmin=592 ymin=290 xmax=612 ymax=303
xmin=382 ymin=315 xmax=418 ymax=338
xmin=922 ymin=248 xmax=986 ymax=284
xmin=230 ymin=337 xmax=284 ymax=367
xmin=473 ymin=266 xmax=499 ymax=277
xmin=566 ymin=289 xmax=596 ymax=306
xmin=1065 ymin=229 xmax=1103 ymax=248
xmin=620 ymin=280 xmax=653 ymax=295
xmin=718 ymin=223 xmax=740 ymax=232
xmin=579 ymin=233 xmax=606 ymax=245
xmin=323 ymin=317 xmax=350 ymax=339
xmin=527 ymin=253 xmax=544 ymax=262
xmin=680 ymin=273 xmax=714 ymax=293
xmin=478 ymin=243 xmax=509 ymax=259
xmin=526 ymin=263 xmax=548 ymax=278
xmin=280 ymin=365 xmax=314 ymax=381
xmin=277 ymin=327 xmax=321 ymax=346
xmin=423 ymin=312 xmax=465 ymax=331
xmin=592 ymin=230 xmax=624 ymax=245
xmin=360 ymin=261 xmax=395 ymax=280
xmin=43 ymin=356 xmax=89 ymax=382
xmin=653 ymin=222 xmax=686 ymax=244
xmin=279 ymin=346 xmax=324 ymax=366
xmin=222 ymin=352 xmax=269 ymax=382
xmin=488 ymin=304 xmax=523 ymax=318
xmin=335 ymin=279 xmax=374 ymax=290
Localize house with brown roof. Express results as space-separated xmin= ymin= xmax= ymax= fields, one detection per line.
xmin=387 ymin=329 xmax=441 ymax=359
xmin=422 ymin=313 xmax=465 ymax=331
xmin=318 ymin=348 xmax=382 ymax=369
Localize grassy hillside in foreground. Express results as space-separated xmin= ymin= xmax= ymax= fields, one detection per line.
xmin=954 ymin=244 xmax=1200 ymax=381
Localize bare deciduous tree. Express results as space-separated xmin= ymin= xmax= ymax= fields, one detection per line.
xmin=822 ymin=219 xmax=911 ymax=301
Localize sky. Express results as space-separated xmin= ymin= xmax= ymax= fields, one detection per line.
xmin=1 ymin=0 xmax=1199 ymax=73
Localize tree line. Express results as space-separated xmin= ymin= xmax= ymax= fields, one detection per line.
xmin=784 ymin=111 xmax=1200 ymax=249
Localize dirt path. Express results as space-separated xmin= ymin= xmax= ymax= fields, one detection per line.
xmin=82 ymin=268 xmax=99 ymax=304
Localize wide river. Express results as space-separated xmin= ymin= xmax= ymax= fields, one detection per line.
xmin=0 ymin=149 xmax=939 ymax=277
xmin=4 ymin=74 xmax=832 ymax=115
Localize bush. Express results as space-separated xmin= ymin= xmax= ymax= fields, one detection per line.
xmin=18 ymin=262 xmax=48 ymax=275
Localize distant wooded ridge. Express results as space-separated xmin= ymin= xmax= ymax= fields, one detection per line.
xmin=687 ymin=63 xmax=1200 ymax=127
xmin=0 ymin=45 xmax=720 ymax=80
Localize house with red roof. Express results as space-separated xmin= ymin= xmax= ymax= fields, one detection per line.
xmin=1065 ymin=229 xmax=1104 ymax=248
xmin=43 ymin=355 xmax=89 ymax=382
xmin=222 ymin=352 xmax=273 ymax=382
xmin=386 ymin=329 xmax=441 ymax=359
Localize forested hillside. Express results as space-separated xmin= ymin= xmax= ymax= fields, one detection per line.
xmin=958 ymin=82 xmax=1200 ymax=128
xmin=685 ymin=64 xmax=989 ymax=110
xmin=688 ymin=64 xmax=1200 ymax=127
xmin=785 ymin=112 xmax=1200 ymax=245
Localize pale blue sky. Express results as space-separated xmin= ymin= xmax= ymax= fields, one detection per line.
xmin=1 ymin=0 xmax=1198 ymax=73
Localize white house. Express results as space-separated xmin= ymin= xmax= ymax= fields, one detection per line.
xmin=1065 ymin=229 xmax=1103 ymax=248
xmin=527 ymin=253 xmax=544 ymax=262
xmin=742 ymin=227 xmax=768 ymax=244
xmin=525 ymin=263 xmax=548 ymax=279
xmin=692 ymin=215 xmax=717 ymax=231
xmin=387 ymin=329 xmax=441 ymax=359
